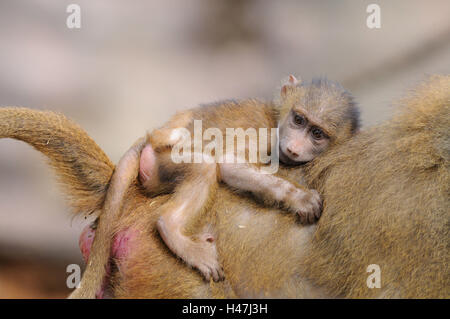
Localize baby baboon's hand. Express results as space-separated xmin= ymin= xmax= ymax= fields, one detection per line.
xmin=285 ymin=188 xmax=322 ymax=224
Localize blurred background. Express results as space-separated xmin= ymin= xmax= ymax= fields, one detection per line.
xmin=0 ymin=0 xmax=449 ymax=298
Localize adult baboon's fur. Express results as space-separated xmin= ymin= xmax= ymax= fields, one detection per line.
xmin=0 ymin=75 xmax=448 ymax=298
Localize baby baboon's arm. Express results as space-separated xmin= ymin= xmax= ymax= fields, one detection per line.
xmin=219 ymin=160 xmax=321 ymax=224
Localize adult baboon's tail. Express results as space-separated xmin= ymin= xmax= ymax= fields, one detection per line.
xmin=0 ymin=107 xmax=114 ymax=214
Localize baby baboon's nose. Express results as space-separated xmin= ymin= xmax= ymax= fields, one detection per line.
xmin=287 ymin=147 xmax=299 ymax=157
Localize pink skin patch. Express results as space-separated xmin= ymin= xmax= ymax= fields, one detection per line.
xmin=79 ymin=224 xmax=96 ymax=263
xmin=78 ymin=223 xmax=138 ymax=299
xmin=139 ymin=144 xmax=156 ymax=185
xmin=111 ymin=228 xmax=137 ymax=260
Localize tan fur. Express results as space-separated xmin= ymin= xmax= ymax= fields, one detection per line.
xmin=302 ymin=75 xmax=450 ymax=298
xmin=0 ymin=76 xmax=448 ymax=298
xmin=0 ymin=107 xmax=114 ymax=214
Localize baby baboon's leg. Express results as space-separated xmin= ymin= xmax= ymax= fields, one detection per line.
xmin=139 ymin=144 xmax=223 ymax=281
xmin=139 ymin=143 xmax=160 ymax=191
xmin=220 ymin=159 xmax=321 ymax=224
xmin=156 ymin=163 xmax=224 ymax=282
xmin=142 ymin=111 xmax=193 ymax=193
xmin=140 ymin=145 xmax=189 ymax=195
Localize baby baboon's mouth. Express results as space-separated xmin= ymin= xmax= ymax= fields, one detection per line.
xmin=278 ymin=148 xmax=305 ymax=166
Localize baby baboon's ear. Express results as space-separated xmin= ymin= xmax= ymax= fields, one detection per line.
xmin=288 ymin=74 xmax=300 ymax=85
xmin=281 ymin=74 xmax=300 ymax=97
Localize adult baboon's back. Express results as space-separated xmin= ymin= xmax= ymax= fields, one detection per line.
xmin=301 ymin=75 xmax=449 ymax=298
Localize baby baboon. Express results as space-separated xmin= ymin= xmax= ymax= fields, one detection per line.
xmin=138 ymin=76 xmax=359 ymax=281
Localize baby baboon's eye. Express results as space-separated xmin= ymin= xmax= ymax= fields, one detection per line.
xmin=311 ymin=127 xmax=324 ymax=140
xmin=294 ymin=114 xmax=305 ymax=126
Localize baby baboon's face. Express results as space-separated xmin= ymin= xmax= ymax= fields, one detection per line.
xmin=277 ymin=77 xmax=358 ymax=165
xmin=278 ymin=109 xmax=330 ymax=165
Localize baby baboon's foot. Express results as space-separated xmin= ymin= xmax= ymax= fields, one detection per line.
xmin=185 ymin=238 xmax=224 ymax=282
xmin=156 ymin=217 xmax=224 ymax=282
xmin=285 ymin=187 xmax=322 ymax=224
